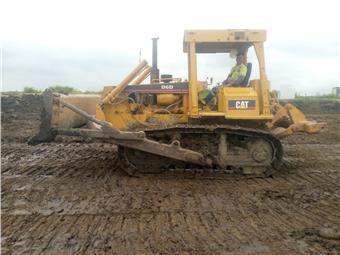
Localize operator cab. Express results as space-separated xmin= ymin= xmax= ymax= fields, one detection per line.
xmin=183 ymin=29 xmax=272 ymax=119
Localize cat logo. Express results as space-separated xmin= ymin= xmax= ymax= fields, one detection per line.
xmin=236 ymin=100 xmax=249 ymax=109
xmin=228 ymin=100 xmax=256 ymax=110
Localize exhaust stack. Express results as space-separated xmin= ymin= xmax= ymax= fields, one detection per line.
xmin=150 ymin=37 xmax=160 ymax=83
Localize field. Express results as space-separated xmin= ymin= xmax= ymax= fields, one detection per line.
xmin=1 ymin=94 xmax=340 ymax=254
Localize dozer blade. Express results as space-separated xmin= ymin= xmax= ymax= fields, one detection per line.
xmin=29 ymin=90 xmax=212 ymax=174
xmin=268 ymin=103 xmax=326 ymax=138
xmin=29 ymin=90 xmax=101 ymax=144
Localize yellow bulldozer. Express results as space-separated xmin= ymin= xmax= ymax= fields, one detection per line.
xmin=30 ymin=29 xmax=325 ymax=176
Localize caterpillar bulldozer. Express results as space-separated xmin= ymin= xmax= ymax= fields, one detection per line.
xmin=30 ymin=29 xmax=325 ymax=177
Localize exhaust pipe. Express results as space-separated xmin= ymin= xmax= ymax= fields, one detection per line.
xmin=150 ymin=37 xmax=160 ymax=83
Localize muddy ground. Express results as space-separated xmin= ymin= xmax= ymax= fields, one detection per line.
xmin=1 ymin=95 xmax=340 ymax=255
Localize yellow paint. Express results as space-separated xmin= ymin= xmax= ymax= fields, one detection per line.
xmin=101 ymin=60 xmax=149 ymax=104
xmin=157 ymin=94 xmax=180 ymax=106
xmin=130 ymin=66 xmax=152 ymax=85
xmin=52 ymin=94 xmax=100 ymax=128
xmin=183 ymin=29 xmax=266 ymax=47
xmin=188 ymin=41 xmax=199 ymax=116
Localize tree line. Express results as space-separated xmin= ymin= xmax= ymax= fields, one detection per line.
xmin=23 ymin=85 xmax=99 ymax=95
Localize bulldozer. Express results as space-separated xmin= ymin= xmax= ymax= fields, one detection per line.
xmin=30 ymin=29 xmax=325 ymax=177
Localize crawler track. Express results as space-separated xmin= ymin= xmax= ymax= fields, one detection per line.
xmin=119 ymin=125 xmax=283 ymax=176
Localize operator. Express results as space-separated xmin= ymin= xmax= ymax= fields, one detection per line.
xmin=222 ymin=52 xmax=247 ymax=87
xmin=201 ymin=52 xmax=247 ymax=108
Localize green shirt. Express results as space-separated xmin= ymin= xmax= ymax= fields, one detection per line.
xmin=227 ymin=64 xmax=247 ymax=85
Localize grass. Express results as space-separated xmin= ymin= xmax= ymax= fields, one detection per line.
xmin=294 ymin=94 xmax=340 ymax=101
xmin=2 ymin=86 xmax=101 ymax=95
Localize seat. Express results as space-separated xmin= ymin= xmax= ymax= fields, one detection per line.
xmin=242 ymin=62 xmax=252 ymax=86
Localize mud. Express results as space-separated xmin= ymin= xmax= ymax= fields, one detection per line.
xmin=2 ymin=95 xmax=340 ymax=254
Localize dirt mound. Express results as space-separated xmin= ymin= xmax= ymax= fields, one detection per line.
xmin=1 ymin=94 xmax=42 ymax=114
xmin=1 ymin=94 xmax=42 ymax=143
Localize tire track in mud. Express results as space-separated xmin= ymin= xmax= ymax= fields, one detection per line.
xmin=2 ymin=206 xmax=340 ymax=254
xmin=2 ymin=123 xmax=340 ymax=253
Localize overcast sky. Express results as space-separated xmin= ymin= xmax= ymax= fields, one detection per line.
xmin=1 ymin=0 xmax=339 ymax=95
